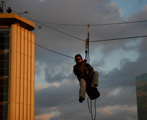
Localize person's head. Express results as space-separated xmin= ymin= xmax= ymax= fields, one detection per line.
xmin=75 ymin=54 xmax=83 ymax=64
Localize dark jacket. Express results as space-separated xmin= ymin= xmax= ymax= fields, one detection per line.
xmin=73 ymin=61 xmax=94 ymax=83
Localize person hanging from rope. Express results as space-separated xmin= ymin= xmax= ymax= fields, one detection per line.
xmin=73 ymin=54 xmax=99 ymax=103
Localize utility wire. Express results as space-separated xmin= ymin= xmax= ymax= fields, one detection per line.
xmin=13 ymin=10 xmax=85 ymax=42
xmin=90 ymin=35 xmax=147 ymax=42
xmin=38 ymin=19 xmax=147 ymax=26
xmin=24 ymin=17 xmax=85 ymax=42
xmin=9 ymin=22 xmax=75 ymax=59
xmin=12 ymin=15 xmax=147 ymax=58
xmin=5 ymin=12 xmax=147 ymax=59
xmin=19 ymin=12 xmax=147 ymax=43
xmin=90 ymin=20 xmax=147 ymax=26
xmin=26 ymin=17 xmax=147 ymax=43
xmin=42 ymin=22 xmax=87 ymax=26
xmin=25 ymin=16 xmax=147 ymax=43
xmin=35 ymin=43 xmax=74 ymax=59
xmin=3 ymin=12 xmax=75 ymax=59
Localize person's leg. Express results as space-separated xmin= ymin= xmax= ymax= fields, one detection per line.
xmin=91 ymin=71 xmax=99 ymax=86
xmin=79 ymin=78 xmax=86 ymax=99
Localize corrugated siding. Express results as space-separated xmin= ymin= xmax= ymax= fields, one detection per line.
xmin=10 ymin=24 xmax=35 ymax=120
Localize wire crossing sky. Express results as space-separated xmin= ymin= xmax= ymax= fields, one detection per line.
xmin=13 ymin=12 xmax=147 ymax=59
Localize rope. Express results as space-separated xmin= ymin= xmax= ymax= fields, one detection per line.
xmin=87 ymin=97 xmax=97 ymax=120
xmin=85 ymin=24 xmax=97 ymax=120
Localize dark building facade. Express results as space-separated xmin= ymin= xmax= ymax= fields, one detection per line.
xmin=0 ymin=27 xmax=10 ymax=120
xmin=136 ymin=73 xmax=147 ymax=120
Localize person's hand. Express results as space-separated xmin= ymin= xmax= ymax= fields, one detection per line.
xmin=79 ymin=96 xmax=85 ymax=103
xmin=84 ymin=59 xmax=87 ymax=62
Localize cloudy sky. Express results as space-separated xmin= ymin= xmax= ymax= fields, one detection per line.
xmin=4 ymin=0 xmax=147 ymax=120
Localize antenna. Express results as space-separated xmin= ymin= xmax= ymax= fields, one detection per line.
xmin=18 ymin=11 xmax=29 ymax=14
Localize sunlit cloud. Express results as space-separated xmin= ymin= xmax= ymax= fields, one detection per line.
xmin=35 ymin=113 xmax=54 ymax=120
xmin=145 ymin=5 xmax=147 ymax=10
xmin=100 ymin=107 xmax=114 ymax=116
xmin=121 ymin=106 xmax=137 ymax=112
xmin=39 ymin=0 xmax=44 ymax=2
xmin=49 ymin=107 xmax=57 ymax=110
xmin=110 ymin=2 xmax=123 ymax=17
xmin=36 ymin=84 xmax=48 ymax=91
xmin=108 ymin=87 xmax=122 ymax=96
xmin=51 ymin=83 xmax=60 ymax=87
xmin=35 ymin=83 xmax=60 ymax=91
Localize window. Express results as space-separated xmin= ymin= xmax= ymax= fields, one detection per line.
xmin=0 ymin=27 xmax=10 ymax=120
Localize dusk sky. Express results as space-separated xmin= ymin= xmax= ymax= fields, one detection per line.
xmin=3 ymin=0 xmax=147 ymax=120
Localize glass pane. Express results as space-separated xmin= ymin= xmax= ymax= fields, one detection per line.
xmin=0 ymin=28 xmax=9 ymax=120
xmin=0 ymin=54 xmax=9 ymax=61
xmin=0 ymin=94 xmax=8 ymax=102
xmin=0 ymin=31 xmax=9 ymax=35
xmin=0 ymin=61 xmax=9 ymax=68
xmin=0 ymin=69 xmax=9 ymax=76
xmin=0 ymin=112 xmax=8 ymax=120
xmin=0 ymin=79 xmax=9 ymax=86
xmin=0 ymin=37 xmax=9 ymax=43
xmin=0 ymin=104 xmax=8 ymax=112
xmin=0 ymin=86 xmax=9 ymax=94
xmin=0 ymin=44 xmax=9 ymax=49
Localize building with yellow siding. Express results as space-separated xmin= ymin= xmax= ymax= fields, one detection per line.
xmin=0 ymin=13 xmax=35 ymax=120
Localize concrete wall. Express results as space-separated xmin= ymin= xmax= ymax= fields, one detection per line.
xmin=9 ymin=24 xmax=35 ymax=120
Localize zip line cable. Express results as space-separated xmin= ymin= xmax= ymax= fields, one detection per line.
xmin=21 ymin=14 xmax=147 ymax=43
xmin=90 ymin=19 xmax=147 ymax=26
xmin=90 ymin=35 xmax=147 ymax=42
xmin=42 ymin=22 xmax=87 ymax=26
xmin=23 ymin=16 xmax=85 ymax=42
xmin=31 ymin=19 xmax=147 ymax=26
xmin=11 ymin=25 xmax=75 ymax=59
xmin=11 ymin=21 xmax=147 ymax=59
xmin=14 ymin=11 xmax=147 ymax=43
xmin=13 ymin=10 xmax=85 ymax=42
xmin=25 ymin=16 xmax=147 ymax=43
xmin=17 ymin=11 xmax=147 ymax=43
xmin=2 ymin=12 xmax=75 ymax=59
xmin=3 ymin=12 xmax=77 ymax=59
xmin=3 ymin=12 xmax=147 ymax=59
xmin=35 ymin=43 xmax=74 ymax=59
